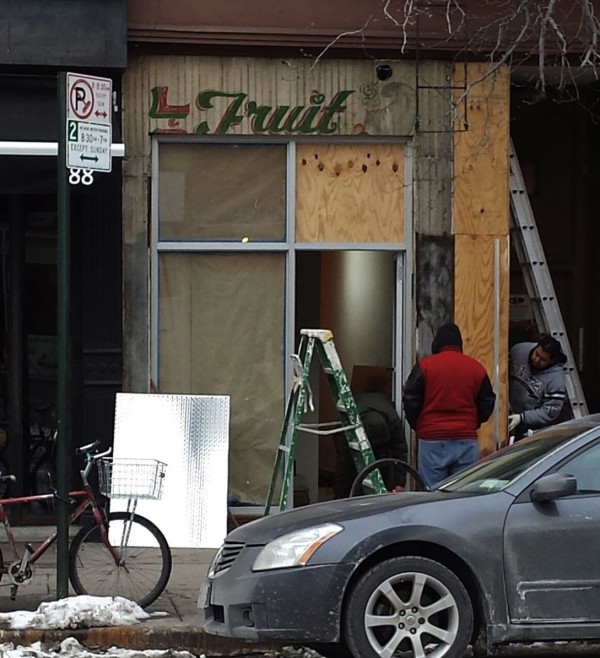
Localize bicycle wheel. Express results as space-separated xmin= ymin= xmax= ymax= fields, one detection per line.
xmin=68 ymin=511 xmax=172 ymax=608
xmin=349 ymin=458 xmax=427 ymax=497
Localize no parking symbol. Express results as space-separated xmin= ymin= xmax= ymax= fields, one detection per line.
xmin=66 ymin=73 xmax=113 ymax=173
xmin=67 ymin=73 xmax=112 ymax=124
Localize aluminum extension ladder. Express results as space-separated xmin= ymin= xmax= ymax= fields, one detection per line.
xmin=509 ymin=142 xmax=588 ymax=417
xmin=264 ymin=329 xmax=386 ymax=515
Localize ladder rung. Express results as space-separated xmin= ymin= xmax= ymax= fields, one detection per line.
xmin=297 ymin=422 xmax=359 ymax=436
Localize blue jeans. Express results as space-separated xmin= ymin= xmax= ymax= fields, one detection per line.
xmin=418 ymin=439 xmax=479 ymax=488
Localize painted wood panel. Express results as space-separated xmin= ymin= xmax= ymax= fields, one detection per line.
xmin=296 ymin=144 xmax=405 ymax=243
xmin=122 ymin=55 xmax=432 ymax=156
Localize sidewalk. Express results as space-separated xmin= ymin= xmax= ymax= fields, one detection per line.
xmin=0 ymin=528 xmax=283 ymax=655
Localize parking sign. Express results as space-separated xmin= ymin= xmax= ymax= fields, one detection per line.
xmin=66 ymin=73 xmax=113 ymax=173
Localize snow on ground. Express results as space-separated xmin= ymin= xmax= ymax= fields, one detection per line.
xmin=0 ymin=596 xmax=165 ymax=630
xmin=0 ymin=638 xmax=198 ymax=658
xmin=0 ymin=597 xmax=316 ymax=658
xmin=0 ymin=597 xmax=194 ymax=658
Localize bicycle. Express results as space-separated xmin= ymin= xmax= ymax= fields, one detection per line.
xmin=0 ymin=440 xmax=172 ymax=608
xmin=28 ymin=403 xmax=58 ymax=498
xmin=349 ymin=458 xmax=427 ymax=497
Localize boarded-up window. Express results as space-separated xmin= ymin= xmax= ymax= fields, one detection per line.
xmin=159 ymin=144 xmax=286 ymax=241
xmin=158 ymin=252 xmax=285 ymax=503
xmin=296 ymin=144 xmax=405 ymax=243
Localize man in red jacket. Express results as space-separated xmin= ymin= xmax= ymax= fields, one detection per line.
xmin=402 ymin=323 xmax=496 ymax=488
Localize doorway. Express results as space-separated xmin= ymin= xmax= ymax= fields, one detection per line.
xmin=0 ymin=154 xmax=123 ymax=511
xmin=294 ymin=249 xmax=402 ymax=504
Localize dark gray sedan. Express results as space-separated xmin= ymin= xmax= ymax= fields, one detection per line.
xmin=204 ymin=415 xmax=600 ymax=658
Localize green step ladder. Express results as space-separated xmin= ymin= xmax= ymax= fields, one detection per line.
xmin=264 ymin=329 xmax=387 ymax=515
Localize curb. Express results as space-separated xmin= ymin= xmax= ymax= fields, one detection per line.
xmin=0 ymin=626 xmax=286 ymax=656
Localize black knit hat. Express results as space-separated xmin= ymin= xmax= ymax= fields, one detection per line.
xmin=431 ymin=323 xmax=463 ymax=354
xmin=537 ymin=333 xmax=567 ymax=365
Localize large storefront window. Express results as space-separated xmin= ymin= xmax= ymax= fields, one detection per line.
xmin=155 ymin=142 xmax=288 ymax=505
xmin=158 ymin=252 xmax=284 ymax=503
xmin=153 ymin=139 xmax=408 ymax=508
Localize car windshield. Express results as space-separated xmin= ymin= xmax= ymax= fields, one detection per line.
xmin=436 ymin=425 xmax=589 ymax=494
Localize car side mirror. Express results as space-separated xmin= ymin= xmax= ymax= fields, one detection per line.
xmin=530 ymin=473 xmax=577 ymax=502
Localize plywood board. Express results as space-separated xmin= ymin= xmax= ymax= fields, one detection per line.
xmin=454 ymin=62 xmax=510 ymax=100
xmin=453 ymin=66 xmax=509 ymax=236
xmin=453 ymin=63 xmax=510 ymax=456
xmin=296 ymin=143 xmax=405 ymax=243
xmin=454 ymin=234 xmax=509 ymax=456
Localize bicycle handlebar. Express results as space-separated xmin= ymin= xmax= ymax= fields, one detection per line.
xmin=77 ymin=441 xmax=112 ymax=461
xmin=78 ymin=442 xmax=112 ymax=487
xmin=94 ymin=447 xmax=112 ymax=460
xmin=76 ymin=440 xmax=100 ymax=455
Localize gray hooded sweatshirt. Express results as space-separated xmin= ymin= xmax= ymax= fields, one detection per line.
xmin=508 ymin=341 xmax=567 ymax=429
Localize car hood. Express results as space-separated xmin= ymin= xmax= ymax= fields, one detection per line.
xmin=229 ymin=491 xmax=474 ymax=544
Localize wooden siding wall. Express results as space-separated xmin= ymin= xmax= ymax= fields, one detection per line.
xmin=123 ymin=56 xmax=417 ymax=153
xmin=453 ymin=63 xmax=510 ymax=455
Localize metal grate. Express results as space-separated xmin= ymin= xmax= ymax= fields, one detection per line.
xmin=213 ymin=542 xmax=244 ymax=574
xmin=98 ymin=458 xmax=167 ymax=500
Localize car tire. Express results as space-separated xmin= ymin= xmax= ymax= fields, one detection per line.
xmin=343 ymin=556 xmax=473 ymax=658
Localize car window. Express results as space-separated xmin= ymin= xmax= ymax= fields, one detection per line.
xmin=555 ymin=442 xmax=600 ymax=494
xmin=437 ymin=426 xmax=587 ymax=494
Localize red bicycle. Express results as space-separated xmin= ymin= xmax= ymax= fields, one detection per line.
xmin=0 ymin=441 xmax=172 ymax=608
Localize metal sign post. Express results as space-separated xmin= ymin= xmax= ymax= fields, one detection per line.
xmin=56 ymin=71 xmax=113 ymax=598
xmin=56 ymin=71 xmax=70 ymax=599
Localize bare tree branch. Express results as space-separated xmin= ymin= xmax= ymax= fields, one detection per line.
xmin=310 ymin=0 xmax=600 ymax=101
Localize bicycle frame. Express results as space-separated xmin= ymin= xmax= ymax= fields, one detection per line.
xmin=0 ymin=490 xmax=92 ymax=568
xmin=0 ymin=449 xmax=122 ymax=597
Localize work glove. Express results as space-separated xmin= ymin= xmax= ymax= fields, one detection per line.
xmin=508 ymin=413 xmax=522 ymax=433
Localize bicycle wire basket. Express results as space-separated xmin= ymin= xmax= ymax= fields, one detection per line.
xmin=98 ymin=457 xmax=167 ymax=500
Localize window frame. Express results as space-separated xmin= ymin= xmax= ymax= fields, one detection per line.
xmin=150 ymin=134 xmax=414 ymax=507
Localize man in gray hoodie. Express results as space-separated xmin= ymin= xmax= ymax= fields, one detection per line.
xmin=508 ymin=334 xmax=567 ymax=440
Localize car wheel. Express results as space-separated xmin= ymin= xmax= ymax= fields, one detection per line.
xmin=343 ymin=556 xmax=473 ymax=658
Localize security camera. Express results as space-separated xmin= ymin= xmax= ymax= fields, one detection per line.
xmin=376 ymin=65 xmax=393 ymax=81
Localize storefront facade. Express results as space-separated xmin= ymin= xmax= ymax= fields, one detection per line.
xmin=122 ymin=55 xmax=509 ymax=505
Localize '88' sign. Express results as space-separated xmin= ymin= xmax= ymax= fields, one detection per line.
xmin=69 ymin=168 xmax=94 ymax=186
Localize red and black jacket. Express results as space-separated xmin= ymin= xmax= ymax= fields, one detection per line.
xmin=402 ymin=346 xmax=496 ymax=440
